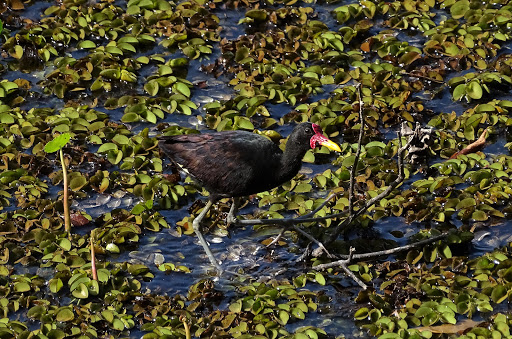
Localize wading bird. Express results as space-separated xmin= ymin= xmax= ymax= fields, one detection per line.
xmin=159 ymin=122 xmax=341 ymax=271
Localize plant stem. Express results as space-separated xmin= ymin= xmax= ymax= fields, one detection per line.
xmin=181 ymin=316 xmax=191 ymax=339
xmin=90 ymin=229 xmax=97 ymax=281
xmin=60 ymin=149 xmax=70 ymax=232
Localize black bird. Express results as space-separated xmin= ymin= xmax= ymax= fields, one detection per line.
xmin=158 ymin=122 xmax=341 ymax=271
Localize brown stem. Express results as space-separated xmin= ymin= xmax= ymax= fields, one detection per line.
xmin=450 ymin=128 xmax=488 ymax=159
xmin=90 ymin=229 xmax=97 ymax=281
xmin=60 ymin=149 xmax=70 ymax=233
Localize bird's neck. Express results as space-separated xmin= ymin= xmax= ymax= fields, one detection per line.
xmin=278 ymin=139 xmax=309 ymax=182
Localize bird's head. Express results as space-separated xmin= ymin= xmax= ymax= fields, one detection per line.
xmin=308 ymin=123 xmax=341 ymax=152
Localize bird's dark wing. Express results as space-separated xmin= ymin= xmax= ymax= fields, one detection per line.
xmin=158 ymin=132 xmax=283 ymax=198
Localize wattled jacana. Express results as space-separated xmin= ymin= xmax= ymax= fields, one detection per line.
xmin=158 ymin=122 xmax=341 ymax=271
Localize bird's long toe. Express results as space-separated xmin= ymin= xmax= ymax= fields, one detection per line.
xmin=226 ymin=213 xmax=237 ymax=226
xmin=226 ymin=198 xmax=239 ymax=226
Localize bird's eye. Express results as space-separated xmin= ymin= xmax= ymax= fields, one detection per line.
xmin=305 ymin=128 xmax=311 ymax=133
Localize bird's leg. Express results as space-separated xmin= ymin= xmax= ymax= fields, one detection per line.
xmin=226 ymin=197 xmax=239 ymax=226
xmin=192 ymin=200 xmax=223 ymax=272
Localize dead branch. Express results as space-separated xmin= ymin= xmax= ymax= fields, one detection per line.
xmin=266 ymin=228 xmax=286 ymax=247
xmin=237 ymin=122 xmax=420 ymax=256
xmin=313 ymin=232 xmax=448 ymax=271
xmin=232 ymin=88 xmax=433 ymax=287
xmin=336 ymin=247 xmax=368 ymax=290
xmin=324 ymin=125 xmax=414 ymax=244
xmin=349 ymin=83 xmax=364 ymax=217
xmin=400 ymin=71 xmax=445 ymax=84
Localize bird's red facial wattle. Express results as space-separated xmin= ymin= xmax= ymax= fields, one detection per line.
xmin=309 ymin=124 xmax=341 ymax=152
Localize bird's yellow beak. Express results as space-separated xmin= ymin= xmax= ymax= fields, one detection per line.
xmin=310 ymin=123 xmax=341 ymax=152
xmin=318 ymin=139 xmax=341 ymax=152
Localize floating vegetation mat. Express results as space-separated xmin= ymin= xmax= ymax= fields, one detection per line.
xmin=2 ymin=0 xmax=512 ymax=337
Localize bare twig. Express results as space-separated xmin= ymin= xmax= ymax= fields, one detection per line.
xmin=236 ymin=213 xmax=337 ymax=225
xmin=233 ymin=109 xmax=420 ymax=275
xmin=349 ymin=83 xmax=364 ymax=217
xmin=314 ymin=232 xmax=448 ymax=270
xmin=326 ymin=126 xmax=415 ymax=243
xmin=235 ymin=125 xmax=418 ymax=231
xmin=400 ymin=71 xmax=445 ymax=84
xmin=335 ymin=247 xmax=368 ymax=289
xmin=292 ymin=224 xmax=334 ymax=258
xmin=300 ymin=192 xmax=339 ymax=219
xmin=296 ymin=242 xmax=313 ymax=262
xmin=266 ymin=228 xmax=286 ymax=247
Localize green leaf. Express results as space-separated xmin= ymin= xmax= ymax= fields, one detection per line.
xmin=491 ymin=285 xmax=508 ymax=303
xmin=472 ymin=210 xmax=488 ymax=221
xmin=0 ymin=113 xmax=14 ymax=124
xmin=246 ymin=9 xmax=268 ymax=21
xmin=72 ymin=282 xmax=89 ymax=299
xmin=415 ymin=306 xmax=432 ymax=317
xmin=303 ymin=151 xmax=315 ymax=163
xmin=467 ymin=81 xmax=483 ymax=100
xmin=106 ymin=243 xmax=120 ymax=253
xmin=456 ymin=198 xmax=476 ymax=209
xmin=450 ymin=0 xmax=469 ymax=19
xmin=27 ymin=305 xmax=46 ymax=319
xmin=14 ymin=281 xmax=30 ymax=292
xmin=237 ymin=117 xmax=254 ymax=130
xmin=121 ymin=113 xmax=140 ymax=123
xmin=453 ymin=84 xmax=466 ymax=101
xmin=442 ymin=313 xmax=457 ymax=324
xmin=56 ymin=307 xmax=74 ymax=322
xmin=70 ymin=176 xmax=87 ymax=191
xmin=128 ymin=264 xmax=150 ymax=275
xmin=97 ymin=269 xmax=110 ymax=283
xmin=49 ymin=278 xmax=63 ymax=293
xmin=13 ymin=45 xmax=23 ymax=59
xmin=229 ymin=300 xmax=242 ymax=313
xmin=292 ymin=307 xmax=305 ymax=319
xmin=58 ymin=238 xmax=72 ymax=251
xmin=97 ymin=143 xmax=118 ymax=153
xmin=144 ymin=81 xmax=159 ymax=96
xmin=179 ymin=104 xmax=192 ymax=115
xmin=279 ymin=310 xmax=289 ymax=325
xmin=44 ymin=133 xmax=71 ymax=153
xmin=78 ymin=40 xmax=96 ymax=49
xmin=441 ymin=245 xmax=452 ymax=258
xmin=315 ymin=272 xmax=326 ymax=285
xmin=475 ymin=104 xmax=495 ymax=113
xmin=102 ymin=310 xmax=114 ymax=323
xmin=113 ymin=318 xmax=125 ymax=331
xmin=354 ymin=307 xmax=369 ymax=320
xmin=112 ymin=134 xmax=130 ymax=145
xmin=294 ymin=183 xmax=312 ymax=193
xmin=131 ymin=203 xmax=146 ymax=215
xmin=174 ymin=82 xmax=191 ymax=97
